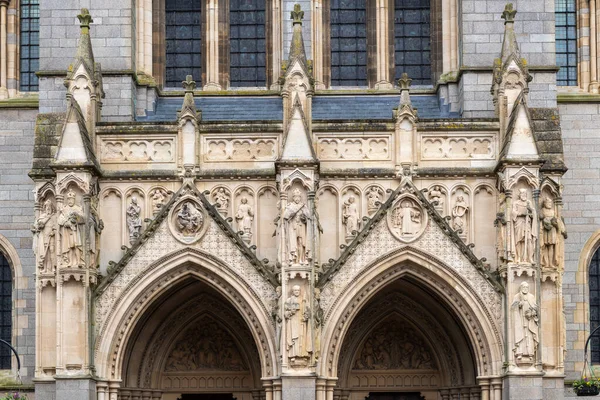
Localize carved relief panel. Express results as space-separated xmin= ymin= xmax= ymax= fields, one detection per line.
xmin=388 ymin=195 xmax=427 ymax=243
xmin=420 ymin=134 xmax=495 ymax=160
xmin=203 ymin=136 xmax=278 ymax=162
xmin=99 ymin=136 xmax=175 ymax=163
xmin=168 ymin=196 xmax=208 ymax=244
xmin=316 ymin=134 xmax=392 ymax=161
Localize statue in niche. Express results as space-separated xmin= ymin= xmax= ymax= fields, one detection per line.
xmin=511 ymin=281 xmax=538 ymax=365
xmin=495 ymin=198 xmax=509 ymax=263
xmin=540 ymin=198 xmax=567 ymax=269
xmin=313 ymin=288 xmax=324 ymax=361
xmin=176 ymin=201 xmax=204 ymax=236
xmin=511 ymin=188 xmax=537 ymax=264
xmin=126 ymin=196 xmax=142 ymax=244
xmin=151 ymin=188 xmax=168 ymax=215
xmin=451 ymin=195 xmax=469 ymax=240
xmin=342 ymin=195 xmax=360 ymax=241
xmin=284 ymin=285 xmax=312 ymax=364
xmin=213 ymin=188 xmax=230 ymax=216
xmin=272 ymin=286 xmax=283 ymax=351
xmin=283 ymin=189 xmax=311 ymax=265
xmin=33 ymin=199 xmax=57 ymax=273
xmin=235 ymin=196 xmax=254 ymax=244
xmin=57 ymin=190 xmax=85 ymax=268
xmin=366 ymin=187 xmax=383 ymax=216
xmin=88 ymin=195 xmax=103 ymax=267
xmin=392 ymin=201 xmax=422 ymax=236
xmin=428 ymin=185 xmax=444 ymax=214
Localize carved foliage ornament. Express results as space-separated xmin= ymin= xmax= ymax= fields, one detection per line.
xmin=168 ymin=196 xmax=208 ymax=244
xmin=387 ymin=195 xmax=427 ymax=243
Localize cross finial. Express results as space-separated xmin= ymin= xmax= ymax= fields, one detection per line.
xmin=77 ymin=8 xmax=93 ymax=34
xmin=398 ymin=73 xmax=412 ymax=91
xmin=501 ymin=3 xmax=517 ymax=24
xmin=182 ymin=75 xmax=196 ymax=92
xmin=291 ymin=4 xmax=304 ymax=25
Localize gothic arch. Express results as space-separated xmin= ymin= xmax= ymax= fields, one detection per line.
xmin=319 ymin=248 xmax=503 ymax=380
xmin=0 ymin=234 xmax=22 ymax=283
xmin=94 ymin=248 xmax=278 ymax=382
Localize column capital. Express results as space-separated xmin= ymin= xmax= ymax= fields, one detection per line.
xmin=0 ymin=0 xmax=10 ymax=8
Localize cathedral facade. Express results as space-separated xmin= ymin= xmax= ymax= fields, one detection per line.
xmin=0 ymin=0 xmax=599 ymax=399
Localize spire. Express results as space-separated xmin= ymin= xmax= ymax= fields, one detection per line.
xmin=280 ymin=93 xmax=316 ymax=162
xmin=178 ymin=75 xmax=201 ymax=122
xmin=499 ymin=4 xmax=521 ymax=65
xmin=395 ymin=73 xmax=417 ymax=121
xmin=288 ymin=4 xmax=307 ymax=66
xmin=68 ymin=8 xmax=95 ymax=79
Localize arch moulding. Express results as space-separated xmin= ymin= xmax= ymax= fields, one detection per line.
xmin=94 ymin=248 xmax=278 ymax=382
xmin=318 ymin=248 xmax=504 ymax=380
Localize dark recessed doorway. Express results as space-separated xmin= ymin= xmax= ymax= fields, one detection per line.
xmin=367 ymin=393 xmax=424 ymax=400
xmin=178 ymin=394 xmax=235 ymax=400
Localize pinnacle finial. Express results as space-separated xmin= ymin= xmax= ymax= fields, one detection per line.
xmin=398 ymin=73 xmax=412 ymax=91
xmin=501 ymin=3 xmax=516 ymax=24
xmin=291 ymin=4 xmax=304 ymax=25
xmin=182 ymin=75 xmax=196 ymax=92
xmin=77 ymin=8 xmax=93 ymax=33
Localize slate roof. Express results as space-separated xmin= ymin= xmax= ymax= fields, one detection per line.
xmin=137 ymin=94 xmax=459 ymax=122
xmin=139 ymin=96 xmax=284 ymax=122
xmin=530 ymin=107 xmax=567 ymax=172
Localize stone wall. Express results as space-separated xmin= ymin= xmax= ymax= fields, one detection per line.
xmin=0 ymin=108 xmax=38 ymax=382
xmin=559 ymin=102 xmax=600 ymax=389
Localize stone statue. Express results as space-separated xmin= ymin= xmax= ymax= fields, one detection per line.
xmin=313 ymin=288 xmax=324 ymax=361
xmin=428 ymin=185 xmax=444 ymax=214
xmin=342 ymin=195 xmax=360 ymax=240
xmin=393 ymin=201 xmax=421 ymax=236
xmin=452 ymin=195 xmax=469 ymax=240
xmin=284 ymin=285 xmax=312 ymax=363
xmin=272 ymin=286 xmax=283 ymax=351
xmin=366 ymin=187 xmax=382 ymax=216
xmin=126 ymin=196 xmax=142 ymax=244
xmin=511 ymin=188 xmax=537 ymax=264
xmin=283 ymin=189 xmax=311 ymax=265
xmin=235 ymin=197 xmax=254 ymax=243
xmin=213 ymin=188 xmax=230 ymax=216
xmin=151 ymin=188 xmax=168 ymax=215
xmin=176 ymin=201 xmax=204 ymax=236
xmin=511 ymin=281 xmax=538 ymax=365
xmin=495 ymin=194 xmax=508 ymax=262
xmin=33 ymin=199 xmax=57 ymax=273
xmin=57 ymin=190 xmax=85 ymax=268
xmin=540 ymin=198 xmax=567 ymax=269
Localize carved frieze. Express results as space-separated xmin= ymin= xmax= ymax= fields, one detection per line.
xmin=99 ymin=137 xmax=175 ymax=163
xmin=420 ymin=134 xmax=495 ymax=160
xmin=388 ymin=195 xmax=427 ymax=243
xmin=316 ymin=135 xmax=391 ymax=161
xmin=203 ymin=137 xmax=278 ymax=161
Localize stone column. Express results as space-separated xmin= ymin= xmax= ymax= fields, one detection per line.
xmin=263 ymin=379 xmax=274 ymax=400
xmin=269 ymin=0 xmax=282 ymax=90
xmin=477 ymin=377 xmax=490 ymax=400
xmin=204 ymin=0 xmax=222 ymax=90
xmin=0 ymin=0 xmax=9 ymax=99
xmin=311 ymin=0 xmax=325 ymax=89
xmin=592 ymin=0 xmax=599 ymax=93
xmin=325 ymin=379 xmax=336 ymax=400
xmin=96 ymin=382 xmax=108 ymax=400
xmin=374 ymin=0 xmax=392 ymax=89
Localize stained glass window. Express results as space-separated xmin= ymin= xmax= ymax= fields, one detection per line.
xmin=555 ymin=0 xmax=577 ymax=86
xmin=165 ymin=0 xmax=202 ymax=88
xmin=394 ymin=0 xmax=431 ymax=85
xmin=230 ymin=0 xmax=266 ymax=87
xmin=0 ymin=254 xmax=11 ymax=370
xmin=330 ymin=0 xmax=367 ymax=86
xmin=590 ymin=247 xmax=600 ymax=363
xmin=20 ymin=0 xmax=39 ymax=91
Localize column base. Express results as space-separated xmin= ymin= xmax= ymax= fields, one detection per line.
xmin=281 ymin=375 xmax=316 ymax=400
xmin=374 ymin=81 xmax=394 ymax=90
xmin=590 ymin=81 xmax=599 ymax=94
xmin=55 ymin=375 xmax=97 ymax=400
xmin=502 ymin=374 xmax=544 ymax=400
xmin=0 ymin=86 xmax=8 ymax=100
xmin=203 ymin=82 xmax=223 ymax=91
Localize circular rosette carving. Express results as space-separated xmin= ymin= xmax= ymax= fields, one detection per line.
xmin=169 ymin=197 xmax=208 ymax=244
xmin=387 ymin=195 xmax=427 ymax=243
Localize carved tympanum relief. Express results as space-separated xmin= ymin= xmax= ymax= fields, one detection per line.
xmin=100 ymin=138 xmax=174 ymax=163
xmin=317 ymin=135 xmax=391 ymax=160
xmin=33 ymin=198 xmax=57 ymax=273
xmin=204 ymin=137 xmax=278 ymax=161
xmin=126 ymin=196 xmax=142 ymax=244
xmin=235 ymin=196 xmax=254 ymax=244
xmin=284 ymin=284 xmax=312 ymax=366
xmin=511 ymin=281 xmax=538 ymax=367
xmin=212 ymin=187 xmax=230 ymax=217
xmin=388 ymin=196 xmax=426 ymax=243
xmin=169 ymin=198 xmax=207 ymax=244
xmin=511 ymin=188 xmax=537 ymax=264
xmin=539 ymin=197 xmax=567 ymax=270
xmin=58 ymin=189 xmax=85 ymax=268
xmin=420 ymin=134 xmax=494 ymax=160
xmin=353 ymin=320 xmax=436 ymax=370
xmin=164 ymin=316 xmax=248 ymax=372
xmin=283 ymin=189 xmax=311 ymax=265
